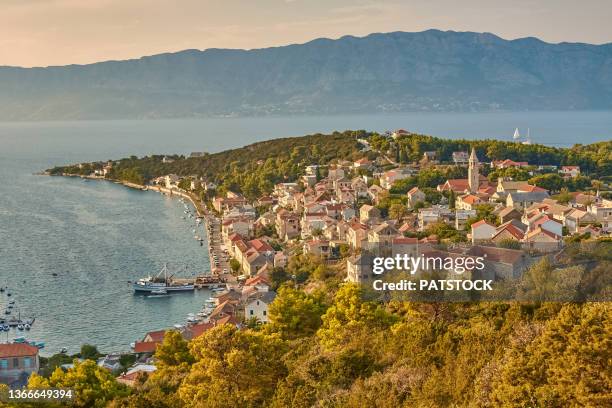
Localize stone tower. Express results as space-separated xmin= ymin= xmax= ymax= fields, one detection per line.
xmin=468 ymin=148 xmax=479 ymax=193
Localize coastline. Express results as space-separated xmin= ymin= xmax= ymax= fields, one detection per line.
xmin=46 ymin=173 xmax=226 ymax=277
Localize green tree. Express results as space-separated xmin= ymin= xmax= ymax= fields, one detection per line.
xmin=267 ymin=286 xmax=327 ymax=340
xmin=29 ymin=360 xmax=129 ymax=408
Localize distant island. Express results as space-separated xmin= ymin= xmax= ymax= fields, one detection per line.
xmin=3 ymin=29 xmax=612 ymax=120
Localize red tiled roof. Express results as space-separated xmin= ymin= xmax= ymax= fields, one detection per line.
xmin=134 ymin=341 xmax=160 ymax=354
xmin=392 ymin=237 xmax=418 ymax=244
xmin=144 ymin=329 xmax=166 ymax=343
xmin=471 ymin=219 xmax=495 ymax=229
xmin=0 ymin=343 xmax=38 ymax=358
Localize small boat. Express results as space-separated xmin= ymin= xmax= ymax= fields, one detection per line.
xmin=0 ymin=287 xmax=4 ymax=293
xmin=52 ymin=273 xmax=58 ymax=277
xmin=7 ymin=293 xmax=11 ymax=297
xmin=8 ymin=301 xmax=14 ymax=305
xmin=60 ymin=347 xmax=68 ymax=354
xmin=24 ymin=324 xmax=31 ymax=330
xmin=173 ymin=324 xmax=184 ymax=329
xmin=17 ymin=324 xmax=24 ymax=331
xmin=4 ymin=310 xmax=10 ymax=315
xmin=34 ymin=342 xmax=45 ymax=349
xmin=13 ymin=337 xmax=26 ymax=343
xmin=129 ymin=342 xmax=135 ymax=350
xmin=2 ymin=325 xmax=9 ymax=332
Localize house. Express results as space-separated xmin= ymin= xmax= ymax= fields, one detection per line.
xmin=117 ymin=364 xmax=157 ymax=387
xmin=523 ymin=228 xmax=563 ymax=252
xmin=164 ymin=174 xmax=180 ymax=189
xmin=275 ymin=209 xmax=300 ymax=241
xmin=0 ymin=344 xmax=40 ymax=386
xmin=97 ymin=354 xmax=123 ymax=372
xmin=391 ymin=237 xmax=420 ymax=258
xmin=367 ymin=223 xmax=399 ymax=247
xmin=559 ymin=166 xmax=580 ymax=178
xmin=464 ymin=246 xmax=535 ymax=280
xmin=498 ymin=207 xmax=522 ymax=224
xmin=421 ymin=151 xmax=438 ymax=164
xmin=353 ymin=158 xmax=372 ymax=169
xmin=452 ymin=151 xmax=469 ymax=165
xmin=391 ymin=129 xmax=410 ymax=139
xmin=491 ymin=159 xmax=529 ymax=169
xmin=491 ymin=221 xmax=526 ymax=244
xmin=418 ymin=205 xmax=453 ymax=230
xmin=359 ymin=204 xmax=381 ymax=225
xmin=438 ymin=179 xmax=470 ymax=193
xmin=455 ymin=193 xmax=483 ymax=210
xmin=523 ymin=213 xmax=563 ymax=237
xmin=506 ymin=191 xmax=550 ymax=210
xmin=303 ymin=240 xmax=331 ymax=257
xmin=346 ymin=254 xmax=374 ymax=284
xmin=407 ymin=187 xmax=426 ymax=208
xmin=347 ymin=222 xmax=368 ymax=249
xmin=245 ymin=292 xmax=277 ymax=323
xmin=133 ymin=329 xmax=166 ymax=355
xmin=564 ymin=209 xmax=598 ymax=234
xmin=368 ymin=184 xmax=385 ymax=204
xmin=455 ymin=209 xmax=476 ymax=230
xmin=470 ymin=220 xmax=497 ymax=244
xmin=380 ymin=168 xmax=415 ymax=189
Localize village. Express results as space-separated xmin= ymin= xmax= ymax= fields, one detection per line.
xmin=4 ymin=129 xmax=610 ymax=388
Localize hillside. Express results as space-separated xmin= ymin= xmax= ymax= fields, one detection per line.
xmin=3 ymin=30 xmax=612 ymax=120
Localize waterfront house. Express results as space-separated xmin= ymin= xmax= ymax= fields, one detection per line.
xmin=133 ymin=329 xmax=166 ymax=355
xmin=0 ymin=344 xmax=40 ymax=387
xmin=117 ymin=364 xmax=157 ymax=387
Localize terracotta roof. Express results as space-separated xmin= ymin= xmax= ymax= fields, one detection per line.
xmin=493 ymin=224 xmax=525 ymax=240
xmin=0 ymin=343 xmax=39 ymax=358
xmin=245 ymin=275 xmax=270 ymax=286
xmin=471 ymin=219 xmax=495 ymax=229
xmin=133 ymin=341 xmax=160 ymax=354
xmin=407 ymin=187 xmax=421 ymax=195
xmin=144 ymin=329 xmax=166 ymax=343
xmin=392 ymin=237 xmax=418 ymax=244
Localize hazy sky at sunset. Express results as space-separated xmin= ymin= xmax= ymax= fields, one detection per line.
xmin=2 ymin=0 xmax=611 ymax=67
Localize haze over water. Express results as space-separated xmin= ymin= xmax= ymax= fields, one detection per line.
xmin=0 ymin=111 xmax=610 ymax=355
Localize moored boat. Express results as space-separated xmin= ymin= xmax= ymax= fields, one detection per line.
xmin=133 ymin=264 xmax=194 ymax=293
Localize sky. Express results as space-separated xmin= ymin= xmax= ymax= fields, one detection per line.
xmin=2 ymin=0 xmax=612 ymax=68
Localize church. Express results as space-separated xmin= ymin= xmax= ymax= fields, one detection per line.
xmin=437 ymin=148 xmax=493 ymax=195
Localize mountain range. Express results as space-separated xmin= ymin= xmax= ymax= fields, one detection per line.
xmin=1 ymin=29 xmax=611 ymax=120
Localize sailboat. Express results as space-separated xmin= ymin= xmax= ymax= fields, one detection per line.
xmin=513 ymin=128 xmax=521 ymax=142
xmin=133 ymin=264 xmax=195 ymax=293
xmin=522 ymin=128 xmax=532 ymax=145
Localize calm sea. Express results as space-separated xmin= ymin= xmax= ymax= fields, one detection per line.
xmin=0 ymin=111 xmax=611 ymax=355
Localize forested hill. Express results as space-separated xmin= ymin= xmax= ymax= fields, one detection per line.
xmin=48 ymin=131 xmax=611 ymax=200
xmin=3 ymin=29 xmax=612 ymax=120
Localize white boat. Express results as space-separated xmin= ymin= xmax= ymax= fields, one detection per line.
xmin=129 ymin=342 xmax=135 ymax=350
xmin=133 ymin=264 xmax=195 ymax=293
xmin=173 ymin=324 xmax=184 ymax=329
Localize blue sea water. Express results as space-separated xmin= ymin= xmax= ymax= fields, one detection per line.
xmin=0 ymin=111 xmax=610 ymax=355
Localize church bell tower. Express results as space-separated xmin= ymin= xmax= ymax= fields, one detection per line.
xmin=468 ymin=148 xmax=479 ymax=193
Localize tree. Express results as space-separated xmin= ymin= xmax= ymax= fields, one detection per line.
xmin=267 ymin=286 xmax=327 ymax=340
xmin=388 ymin=203 xmax=407 ymax=222
xmin=179 ymin=325 xmax=288 ymax=407
xmin=155 ymin=330 xmax=194 ymax=368
xmin=229 ymin=258 xmax=241 ymax=273
xmin=80 ymin=344 xmax=101 ymax=361
xmin=29 ymin=360 xmax=129 ymax=408
xmin=497 ymin=238 xmax=522 ymax=250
